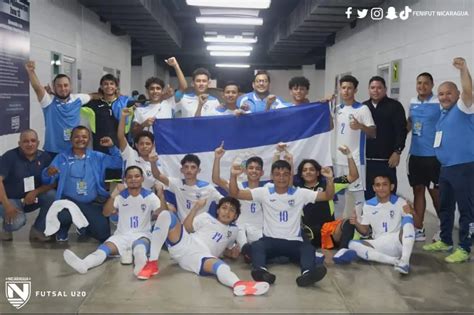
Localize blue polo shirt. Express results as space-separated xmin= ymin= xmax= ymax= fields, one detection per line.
xmin=237 ymin=92 xmax=286 ymax=113
xmin=0 ymin=148 xmax=52 ymax=199
xmin=61 ymin=156 xmax=98 ymax=203
xmin=435 ymin=99 xmax=474 ymax=167
xmin=409 ymin=95 xmax=441 ymax=156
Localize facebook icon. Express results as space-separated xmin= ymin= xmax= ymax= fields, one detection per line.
xmin=345 ymin=7 xmax=352 ymax=19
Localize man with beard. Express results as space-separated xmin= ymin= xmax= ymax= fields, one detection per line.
xmin=25 ymin=61 xmax=95 ymax=157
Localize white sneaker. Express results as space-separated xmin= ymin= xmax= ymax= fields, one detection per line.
xmin=415 ymin=228 xmax=426 ymax=242
xmin=432 ymin=230 xmax=441 ymax=242
xmin=120 ymin=249 xmax=133 ymax=265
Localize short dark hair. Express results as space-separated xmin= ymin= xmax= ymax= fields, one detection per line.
xmin=145 ymin=77 xmax=165 ymax=89
xmin=254 ymin=70 xmax=270 ymax=83
xmin=181 ymin=154 xmax=201 ymax=167
xmin=125 ymin=165 xmax=143 ymax=176
xmin=339 ymin=75 xmax=359 ymax=89
xmin=138 ymin=94 xmax=146 ymax=102
xmin=224 ymin=81 xmax=240 ymax=91
xmin=271 ymin=160 xmax=291 ymax=172
xmin=192 ymin=68 xmax=211 ymax=81
xmin=217 ymin=196 xmax=241 ymax=219
xmin=100 ymin=74 xmax=119 ymax=86
xmin=373 ymin=172 xmax=394 ymax=185
xmin=132 ymin=90 xmax=139 ymax=96
xmin=369 ymin=76 xmax=386 ymax=88
xmin=70 ymin=125 xmax=90 ymax=139
xmin=289 ymin=76 xmax=310 ymax=90
xmin=296 ymin=159 xmax=322 ymax=185
xmin=246 ymin=156 xmax=263 ymax=168
xmin=53 ymin=74 xmax=71 ymax=85
xmin=417 ymin=72 xmax=434 ymax=84
xmin=134 ymin=131 xmax=154 ymax=144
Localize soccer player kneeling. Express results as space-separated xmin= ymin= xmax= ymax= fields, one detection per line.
xmin=63 ymin=166 xmax=161 ymax=276
xmin=137 ymin=197 xmax=269 ymax=297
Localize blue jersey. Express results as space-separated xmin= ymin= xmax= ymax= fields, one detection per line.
xmin=40 ymin=93 xmax=91 ymax=153
xmin=435 ymin=100 xmax=474 ymax=167
xmin=408 ymin=95 xmax=441 ymax=156
xmin=237 ymin=92 xmax=286 ymax=113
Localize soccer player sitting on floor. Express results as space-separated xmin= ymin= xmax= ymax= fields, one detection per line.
xmin=212 ymin=141 xmax=265 ymax=262
xmin=136 ymin=197 xmax=270 ymax=296
xmin=334 ymin=174 xmax=415 ymax=275
xmin=229 ymin=159 xmax=334 ymax=287
xmin=63 ymin=166 xmax=161 ymax=276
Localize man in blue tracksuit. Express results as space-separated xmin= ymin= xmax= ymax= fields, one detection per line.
xmin=41 ymin=126 xmax=122 ymax=242
xmin=423 ymin=57 xmax=473 ymax=263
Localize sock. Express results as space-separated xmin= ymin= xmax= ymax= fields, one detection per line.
xmin=349 ymin=240 xmax=397 ymax=265
xmin=64 ymin=245 xmax=108 ymax=274
xmin=400 ymin=215 xmax=415 ymax=265
xmin=339 ymin=219 xmax=355 ymax=248
xmin=149 ymin=211 xmax=176 ymax=261
xmin=133 ymin=240 xmax=149 ymax=276
xmin=215 ymin=262 xmax=240 ymax=288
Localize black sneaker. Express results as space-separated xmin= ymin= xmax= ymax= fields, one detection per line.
xmin=251 ymin=268 xmax=276 ymax=284
xmin=296 ymin=265 xmax=327 ymax=287
xmin=241 ymin=243 xmax=252 ymax=264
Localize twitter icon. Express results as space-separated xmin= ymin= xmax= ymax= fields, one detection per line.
xmin=357 ymin=9 xmax=368 ymax=18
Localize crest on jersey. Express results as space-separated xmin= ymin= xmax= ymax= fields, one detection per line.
xmin=390 ymin=210 xmax=395 ymax=218
xmin=141 ymin=204 xmax=146 ymax=211
xmin=196 ymin=192 xmax=202 ymax=199
xmin=5 ymin=277 xmax=31 ymax=310
xmin=227 ymin=231 xmax=232 ymax=238
xmin=317 ymin=187 xmax=324 ymax=192
xmin=146 ymin=170 xmax=152 ymax=177
xmin=288 ymin=199 xmax=295 ymax=206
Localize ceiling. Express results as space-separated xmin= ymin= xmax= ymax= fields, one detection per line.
xmin=79 ymin=0 xmax=384 ymax=83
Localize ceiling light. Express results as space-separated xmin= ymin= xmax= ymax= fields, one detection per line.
xmin=210 ymin=51 xmax=251 ymax=56
xmin=216 ymin=63 xmax=251 ymax=68
xmin=187 ymin=0 xmax=270 ymax=9
xmin=207 ymin=45 xmax=253 ymax=51
xmin=204 ymin=35 xmax=258 ymax=44
xmin=196 ymin=17 xmax=263 ymax=25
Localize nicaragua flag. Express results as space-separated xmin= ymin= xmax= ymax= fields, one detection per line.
xmin=153 ymin=102 xmax=332 ymax=183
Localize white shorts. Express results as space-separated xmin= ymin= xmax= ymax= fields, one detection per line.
xmin=106 ymin=232 xmax=150 ymax=256
xmin=236 ymin=223 xmax=263 ymax=248
xmin=366 ymin=232 xmax=402 ymax=257
xmin=168 ymin=228 xmax=215 ymax=275
xmin=335 ymin=163 xmax=366 ymax=191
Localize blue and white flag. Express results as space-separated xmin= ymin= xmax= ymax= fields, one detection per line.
xmin=153 ymin=102 xmax=332 ymax=182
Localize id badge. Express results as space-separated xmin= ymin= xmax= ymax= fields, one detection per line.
xmin=23 ymin=176 xmax=35 ymax=192
xmin=413 ymin=121 xmax=423 ymax=136
xmin=76 ymin=180 xmax=88 ymax=195
xmin=433 ymin=131 xmax=443 ymax=148
xmin=63 ymin=128 xmax=72 ymax=141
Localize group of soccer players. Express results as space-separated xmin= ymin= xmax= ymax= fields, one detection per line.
xmin=0 ymin=56 xmax=472 ymax=297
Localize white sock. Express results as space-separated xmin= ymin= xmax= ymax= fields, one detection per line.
xmin=64 ymin=248 xmax=106 ymax=274
xmin=216 ymin=264 xmax=240 ymax=288
xmin=133 ymin=243 xmax=148 ymax=276
xmin=349 ymin=241 xmax=398 ymax=265
xmin=149 ymin=211 xmax=172 ymax=261
xmin=343 ymin=190 xmax=355 ymax=219
xmin=400 ymin=215 xmax=415 ymax=265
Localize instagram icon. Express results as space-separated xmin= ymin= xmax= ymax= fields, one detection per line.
xmin=370 ymin=7 xmax=384 ymax=20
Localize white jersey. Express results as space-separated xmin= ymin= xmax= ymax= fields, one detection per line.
xmin=121 ymin=143 xmax=159 ymax=190
xmin=206 ymin=105 xmax=236 ymax=116
xmin=191 ymin=212 xmax=238 ymax=257
xmin=334 ymin=102 xmax=375 ymax=165
xmin=237 ymin=181 xmax=263 ymax=228
xmin=113 ymin=188 xmax=161 ymax=235
xmin=360 ymin=195 xmax=407 ymax=239
xmin=250 ymin=186 xmax=317 ymax=241
xmin=167 ymin=177 xmax=223 ymax=221
xmin=175 ymin=93 xmax=220 ymax=118
xmin=133 ymin=99 xmax=176 ymax=131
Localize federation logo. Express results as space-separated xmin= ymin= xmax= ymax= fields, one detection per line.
xmin=141 ymin=204 xmax=146 ymax=211
xmin=5 ymin=277 xmax=31 ymax=310
xmin=288 ymin=199 xmax=295 ymax=206
xmin=195 ymin=192 xmax=202 ymax=199
xmin=390 ymin=210 xmax=395 ymax=218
